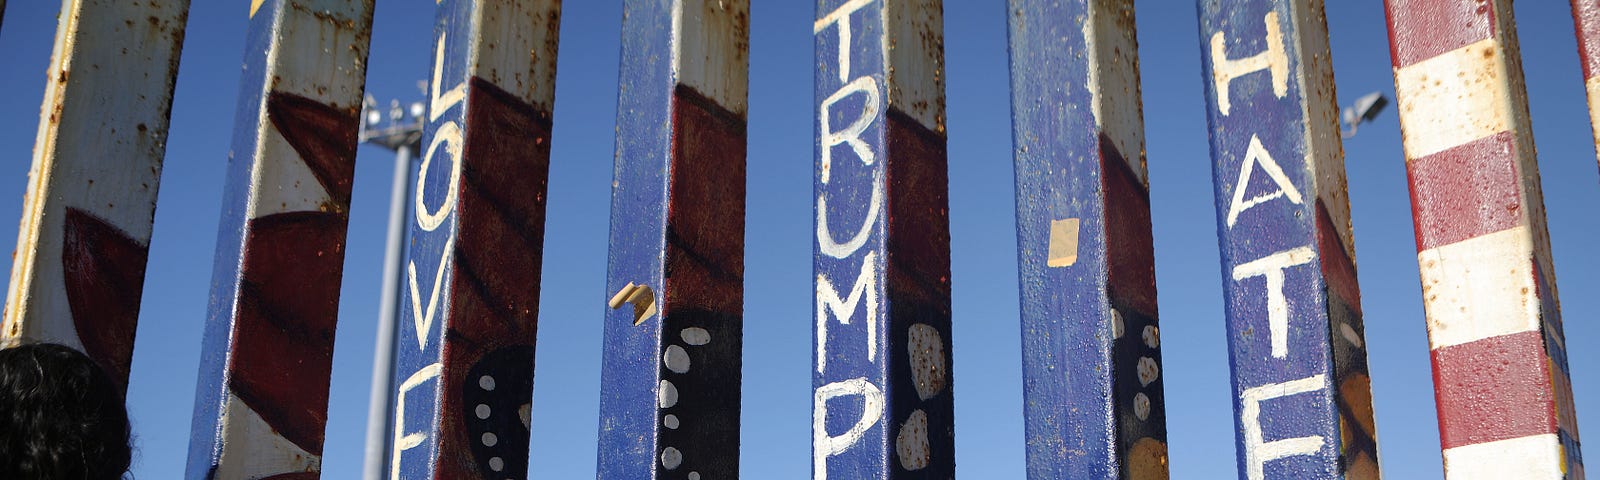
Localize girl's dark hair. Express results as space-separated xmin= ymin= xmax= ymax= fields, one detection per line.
xmin=0 ymin=342 xmax=132 ymax=479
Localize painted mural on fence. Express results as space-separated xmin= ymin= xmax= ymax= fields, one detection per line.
xmin=185 ymin=1 xmax=373 ymax=478
xmin=1006 ymin=1 xmax=1168 ymax=478
xmin=389 ymin=1 xmax=560 ymax=479
xmin=813 ymin=0 xmax=955 ymax=478
xmin=1 ymin=0 xmax=189 ymax=389
xmin=1196 ymin=0 xmax=1380 ymax=478
xmin=596 ymin=1 xmax=749 ymax=479
xmin=1385 ymin=0 xmax=1585 ymax=477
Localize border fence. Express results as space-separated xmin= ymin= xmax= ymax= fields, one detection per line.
xmin=0 ymin=0 xmax=1587 ymax=479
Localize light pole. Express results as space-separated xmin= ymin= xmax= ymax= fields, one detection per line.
xmin=359 ymin=94 xmax=424 ymax=480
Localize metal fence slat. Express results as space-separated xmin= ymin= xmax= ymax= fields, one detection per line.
xmin=388 ymin=1 xmax=562 ymax=478
xmin=185 ymin=1 xmax=375 ymax=478
xmin=1 ymin=0 xmax=191 ymax=390
xmin=1006 ymin=1 xmax=1168 ymax=478
xmin=1196 ymin=1 xmax=1381 ymax=478
xmin=595 ymin=1 xmax=751 ymax=477
xmin=1385 ymin=1 xmax=1584 ymax=477
xmin=812 ymin=0 xmax=955 ymax=477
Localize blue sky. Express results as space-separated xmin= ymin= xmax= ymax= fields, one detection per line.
xmin=0 ymin=1 xmax=1595 ymax=478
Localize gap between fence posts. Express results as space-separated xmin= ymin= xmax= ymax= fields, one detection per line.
xmin=364 ymin=142 xmax=419 ymax=480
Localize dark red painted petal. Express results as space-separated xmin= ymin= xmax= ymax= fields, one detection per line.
xmin=229 ymin=211 xmax=349 ymax=456
xmin=62 ymin=207 xmax=148 ymax=388
xmin=266 ymin=92 xmax=359 ymax=205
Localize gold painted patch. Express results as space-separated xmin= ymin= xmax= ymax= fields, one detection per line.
xmin=249 ymin=0 xmax=265 ymax=18
xmin=608 ymin=282 xmax=658 ymax=325
xmin=1339 ymin=373 xmax=1377 ymax=438
xmin=1128 ymin=437 xmax=1170 ymax=479
xmin=1047 ymin=218 xmax=1081 ymax=267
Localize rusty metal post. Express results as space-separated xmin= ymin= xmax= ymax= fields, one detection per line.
xmin=812 ymin=1 xmax=953 ymax=478
xmin=387 ymin=1 xmax=561 ymax=479
xmin=0 ymin=0 xmax=189 ymax=387
xmin=595 ymin=1 xmax=749 ymax=477
xmin=1005 ymin=1 xmax=1167 ymax=478
xmin=1384 ymin=1 xmax=1585 ymax=477
xmin=1573 ymin=1 xmax=1600 ymax=168
xmin=1196 ymin=1 xmax=1381 ymax=478
xmin=184 ymin=1 xmax=374 ymax=478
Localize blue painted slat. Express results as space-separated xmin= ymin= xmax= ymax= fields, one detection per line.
xmin=813 ymin=1 xmax=954 ymax=478
xmin=596 ymin=0 xmax=750 ymax=478
xmin=186 ymin=1 xmax=374 ymax=478
xmin=1195 ymin=1 xmax=1381 ymax=479
xmin=389 ymin=2 xmax=562 ymax=478
xmin=1005 ymin=1 xmax=1168 ymax=478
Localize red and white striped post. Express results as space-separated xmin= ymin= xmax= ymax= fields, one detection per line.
xmin=1572 ymin=0 xmax=1600 ymax=167
xmin=1 ymin=0 xmax=190 ymax=387
xmin=1384 ymin=1 xmax=1585 ymax=477
xmin=185 ymin=1 xmax=374 ymax=478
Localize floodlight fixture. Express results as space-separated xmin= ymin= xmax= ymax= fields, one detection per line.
xmin=1341 ymin=91 xmax=1389 ymax=139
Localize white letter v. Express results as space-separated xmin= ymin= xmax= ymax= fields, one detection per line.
xmin=408 ymin=236 xmax=456 ymax=351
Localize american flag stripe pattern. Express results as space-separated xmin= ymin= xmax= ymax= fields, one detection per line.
xmin=1573 ymin=0 xmax=1600 ymax=167
xmin=1384 ymin=0 xmax=1584 ymax=477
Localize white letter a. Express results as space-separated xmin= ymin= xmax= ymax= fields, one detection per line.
xmin=1226 ymin=135 xmax=1303 ymax=228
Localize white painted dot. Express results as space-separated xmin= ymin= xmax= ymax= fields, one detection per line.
xmin=895 ymin=409 xmax=930 ymax=471
xmin=658 ymin=380 xmax=679 ymax=409
xmin=476 ymin=404 xmax=491 ymax=419
xmin=664 ymin=345 xmax=691 ymax=374
xmin=681 ymin=327 xmax=711 ymax=346
xmin=482 ymin=432 xmax=498 ymax=447
xmin=664 ymin=414 xmax=680 ymax=429
xmin=1134 ymin=392 xmax=1151 ymax=421
xmin=1340 ymin=323 xmax=1365 ymax=349
xmin=661 ymin=447 xmax=683 ymax=470
xmin=907 ymin=324 xmax=947 ymax=401
xmin=1137 ymin=357 xmax=1159 ymax=387
xmin=1142 ymin=325 xmax=1160 ymax=349
xmin=479 ymin=375 xmax=496 ymax=391
xmin=1112 ymin=310 xmax=1125 ymax=339
xmin=489 ymin=456 xmax=504 ymax=472
xmin=688 ymin=473 xmax=701 ymax=480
